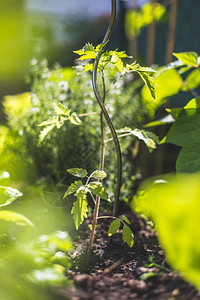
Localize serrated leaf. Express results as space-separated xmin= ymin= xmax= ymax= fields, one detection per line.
xmin=38 ymin=117 xmax=57 ymax=127
xmin=122 ymin=215 xmax=131 ymax=225
xmin=137 ymin=71 xmax=156 ymax=100
xmin=173 ymin=52 xmax=198 ymax=67
xmin=88 ymin=182 xmax=108 ymax=200
xmin=63 ymin=180 xmax=83 ymax=199
xmin=111 ymin=52 xmax=124 ymax=72
xmin=83 ymin=43 xmax=95 ymax=52
xmin=73 ymin=49 xmax=84 ymax=56
xmin=83 ymin=63 xmax=93 ymax=72
xmin=108 ymin=219 xmax=121 ymax=236
xmin=71 ymin=193 xmax=88 ymax=230
xmin=68 ymin=113 xmax=81 ymax=125
xmin=67 ymin=168 xmax=88 ymax=178
xmin=0 ymin=210 xmax=34 ymax=226
xmin=131 ymin=129 xmax=158 ymax=151
xmin=91 ymin=170 xmax=107 ymax=180
xmin=38 ymin=124 xmax=55 ymax=145
xmin=122 ymin=224 xmax=134 ymax=247
xmin=0 ymin=186 xmax=22 ymax=207
xmin=78 ymin=52 xmax=96 ymax=61
xmin=54 ymin=103 xmax=71 ymax=116
xmin=136 ymin=66 xmax=156 ymax=74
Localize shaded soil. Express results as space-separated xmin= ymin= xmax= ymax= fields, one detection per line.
xmin=57 ymin=212 xmax=200 ymax=300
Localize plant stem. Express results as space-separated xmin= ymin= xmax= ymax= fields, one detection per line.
xmin=105 ymin=132 xmax=133 ymax=143
xmin=78 ymin=112 xmax=98 ymax=117
xmin=88 ymin=71 xmax=106 ymax=253
xmin=92 ymin=0 xmax=122 ymax=217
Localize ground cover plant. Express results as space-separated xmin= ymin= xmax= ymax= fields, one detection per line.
xmin=1 ymin=0 xmax=200 ymax=299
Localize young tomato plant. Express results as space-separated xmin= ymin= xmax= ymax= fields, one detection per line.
xmin=38 ymin=0 xmax=158 ymax=252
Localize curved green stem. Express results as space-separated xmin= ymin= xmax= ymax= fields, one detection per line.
xmin=92 ymin=0 xmax=122 ymax=217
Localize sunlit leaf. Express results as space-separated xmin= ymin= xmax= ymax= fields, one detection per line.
xmin=122 ymin=215 xmax=131 ymax=225
xmin=185 ymin=69 xmax=200 ymax=90
xmin=28 ymin=266 xmax=68 ymax=286
xmin=88 ymin=182 xmax=108 ymax=200
xmin=38 ymin=124 xmax=55 ymax=145
xmin=132 ymin=173 xmax=200 ymax=290
xmin=71 ymin=191 xmax=88 ymax=230
xmin=0 ymin=210 xmax=34 ymax=226
xmin=108 ymin=219 xmax=121 ymax=236
xmin=137 ymin=71 xmax=156 ymax=100
xmin=67 ymin=168 xmax=87 ymax=178
xmin=173 ymin=52 xmax=198 ymax=67
xmin=111 ymin=52 xmax=124 ymax=72
xmin=91 ymin=170 xmax=107 ymax=180
xmin=142 ymin=68 xmax=182 ymax=109
xmin=54 ymin=103 xmax=71 ymax=116
xmin=68 ymin=113 xmax=81 ymax=125
xmin=63 ymin=180 xmax=83 ymax=199
xmin=0 ymin=186 xmax=22 ymax=207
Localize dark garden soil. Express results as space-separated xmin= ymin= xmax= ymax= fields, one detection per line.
xmin=57 ymin=211 xmax=200 ymax=300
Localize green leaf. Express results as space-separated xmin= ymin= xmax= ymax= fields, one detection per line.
xmin=132 ymin=173 xmax=200 ymax=290
xmin=108 ymin=219 xmax=121 ymax=236
xmin=0 ymin=186 xmax=22 ymax=207
xmin=63 ymin=180 xmax=83 ymax=199
xmin=136 ymin=66 xmax=156 ymax=74
xmin=28 ymin=266 xmax=68 ymax=286
xmin=122 ymin=215 xmax=131 ymax=225
xmin=78 ymin=52 xmax=96 ymax=61
xmin=38 ymin=124 xmax=55 ymax=145
xmin=142 ymin=69 xmax=182 ymax=107
xmin=67 ymin=168 xmax=87 ymax=178
xmin=137 ymin=71 xmax=156 ymax=100
xmin=88 ymin=182 xmax=108 ymax=200
xmin=54 ymin=103 xmax=71 ymax=116
xmin=131 ymin=129 xmax=159 ymax=152
xmin=165 ymin=108 xmax=200 ymax=147
xmin=173 ymin=52 xmax=198 ymax=67
xmin=165 ymin=108 xmax=182 ymax=120
xmin=184 ymin=96 xmax=200 ymax=109
xmin=68 ymin=113 xmax=81 ymax=125
xmin=176 ymin=142 xmax=200 ymax=173
xmin=71 ymin=192 xmax=88 ymax=230
xmin=122 ymin=224 xmax=134 ymax=247
xmin=111 ymin=52 xmax=124 ymax=72
xmin=91 ymin=170 xmax=107 ymax=180
xmin=0 ymin=210 xmax=34 ymax=226
xmin=144 ymin=115 xmax=175 ymax=127
xmin=48 ymin=231 xmax=72 ymax=251
xmin=38 ymin=117 xmax=58 ymax=127
xmin=185 ymin=69 xmax=200 ymax=90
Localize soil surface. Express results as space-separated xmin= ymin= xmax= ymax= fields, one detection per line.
xmin=57 ymin=212 xmax=200 ymax=300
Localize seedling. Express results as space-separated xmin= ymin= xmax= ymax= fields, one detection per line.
xmin=64 ymin=168 xmax=134 ymax=250
xmin=37 ymin=0 xmax=158 ymax=252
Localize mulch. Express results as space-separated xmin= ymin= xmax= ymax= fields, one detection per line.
xmin=56 ymin=211 xmax=200 ymax=300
